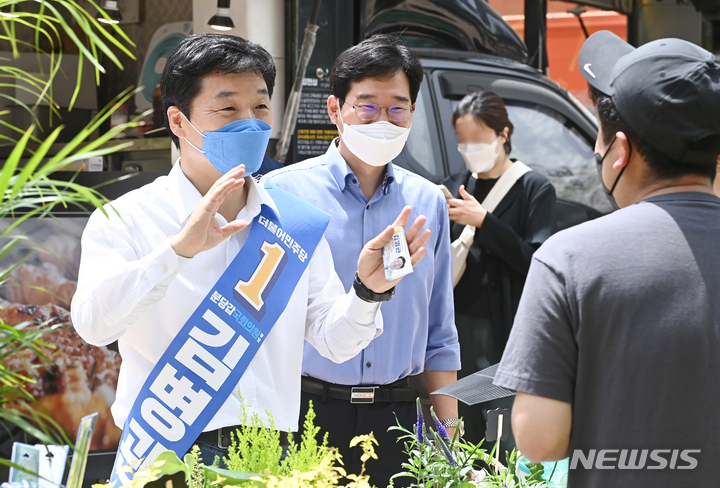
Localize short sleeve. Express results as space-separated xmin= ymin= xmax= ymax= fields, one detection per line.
xmin=493 ymin=253 xmax=578 ymax=404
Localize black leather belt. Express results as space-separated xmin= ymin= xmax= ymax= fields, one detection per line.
xmin=301 ymin=376 xmax=419 ymax=403
xmin=197 ymin=426 xmax=290 ymax=449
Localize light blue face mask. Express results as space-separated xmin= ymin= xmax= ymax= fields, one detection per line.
xmin=183 ymin=115 xmax=272 ymax=174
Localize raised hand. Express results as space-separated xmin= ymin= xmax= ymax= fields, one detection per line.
xmin=447 ymin=185 xmax=487 ymax=227
xmin=169 ymin=165 xmax=248 ymax=258
xmin=357 ymin=206 xmax=431 ymax=293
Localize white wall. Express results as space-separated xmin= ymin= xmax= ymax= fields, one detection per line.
xmin=192 ymin=0 xmax=286 ymax=138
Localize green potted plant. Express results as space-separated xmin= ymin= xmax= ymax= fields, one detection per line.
xmin=0 ymin=0 xmax=141 ymax=475
xmin=389 ymin=399 xmax=562 ymax=488
xmin=97 ymin=401 xmax=376 ymax=488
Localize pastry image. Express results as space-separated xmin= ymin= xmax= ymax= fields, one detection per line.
xmin=1 ymin=217 xmax=122 ymax=452
xmin=6 ymin=262 xmax=77 ymax=310
xmin=2 ymin=302 xmax=122 ymax=450
xmin=38 ymin=234 xmax=82 ymax=280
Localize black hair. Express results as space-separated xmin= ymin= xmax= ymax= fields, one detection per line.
xmin=330 ymin=34 xmax=424 ymax=106
xmin=452 ymin=91 xmax=514 ymax=155
xmin=589 ymin=86 xmax=716 ymax=182
xmin=161 ymin=33 xmax=276 ymax=149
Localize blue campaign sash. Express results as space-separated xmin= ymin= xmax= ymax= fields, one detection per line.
xmin=109 ymin=183 xmax=330 ymax=487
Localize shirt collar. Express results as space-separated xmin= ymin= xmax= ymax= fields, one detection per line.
xmin=253 ymin=175 xmax=281 ymax=219
xmin=324 ymin=139 xmax=397 ymax=195
xmin=169 ymin=160 xmax=279 ymax=224
xmin=169 ymin=161 xmax=201 ymax=224
xmin=382 ymin=163 xmax=396 ymax=195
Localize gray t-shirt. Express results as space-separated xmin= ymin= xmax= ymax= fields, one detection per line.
xmin=494 ymin=191 xmax=720 ymax=488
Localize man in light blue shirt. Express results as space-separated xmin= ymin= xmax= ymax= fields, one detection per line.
xmin=266 ymin=34 xmax=460 ymax=487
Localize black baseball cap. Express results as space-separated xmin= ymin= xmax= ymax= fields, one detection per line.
xmin=579 ymin=31 xmax=720 ymax=166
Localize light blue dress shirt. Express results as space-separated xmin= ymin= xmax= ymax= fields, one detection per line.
xmin=266 ymin=141 xmax=460 ymax=385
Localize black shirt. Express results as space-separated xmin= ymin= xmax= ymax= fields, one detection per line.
xmin=454 ymin=176 xmax=498 ymax=317
xmin=442 ymin=166 xmax=557 ymax=351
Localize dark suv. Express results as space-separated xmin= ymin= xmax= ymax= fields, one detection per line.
xmin=390 ymin=46 xmax=608 ymax=436
xmin=393 ymin=48 xmax=609 ymax=228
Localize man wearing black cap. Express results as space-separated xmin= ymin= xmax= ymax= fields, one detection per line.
xmin=493 ymin=31 xmax=720 ymax=487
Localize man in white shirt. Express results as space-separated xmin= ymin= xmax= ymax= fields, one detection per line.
xmin=70 ymin=33 xmax=430 ymax=470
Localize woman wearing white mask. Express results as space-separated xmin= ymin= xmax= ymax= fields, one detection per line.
xmin=441 ymin=91 xmax=556 ymax=445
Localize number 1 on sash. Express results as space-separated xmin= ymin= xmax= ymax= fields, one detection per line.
xmin=235 ymin=241 xmax=285 ymax=311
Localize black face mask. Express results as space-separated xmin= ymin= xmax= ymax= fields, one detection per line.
xmin=594 ymin=136 xmax=631 ymax=210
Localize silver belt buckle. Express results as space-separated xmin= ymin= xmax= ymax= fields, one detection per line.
xmin=351 ymin=386 xmax=375 ymax=404
xmin=217 ymin=428 xmax=230 ymax=449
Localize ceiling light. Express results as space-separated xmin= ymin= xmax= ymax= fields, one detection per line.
xmin=208 ymin=0 xmax=234 ymax=31
xmin=0 ymin=4 xmax=21 ymax=17
xmin=97 ymin=0 xmax=122 ymax=25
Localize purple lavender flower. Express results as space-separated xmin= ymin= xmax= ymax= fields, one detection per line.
xmin=430 ymin=407 xmax=457 ymax=466
xmin=436 ymin=433 xmax=458 ymax=466
xmin=415 ymin=398 xmax=425 ymax=443
xmin=430 ymin=407 xmax=451 ymax=444
xmin=427 ymin=429 xmax=458 ymax=467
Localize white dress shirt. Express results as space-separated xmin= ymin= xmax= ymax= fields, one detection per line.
xmin=71 ymin=162 xmax=383 ymax=433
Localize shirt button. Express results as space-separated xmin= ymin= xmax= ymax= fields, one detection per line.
xmin=352 ymin=178 xmax=357 ymax=184
xmin=366 ymin=362 xmax=372 ymax=368
xmin=161 ymin=264 xmax=168 ymax=272
xmin=366 ymin=205 xmax=370 ymax=210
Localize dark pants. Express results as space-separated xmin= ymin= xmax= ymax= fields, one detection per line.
xmin=190 ymin=441 xmax=291 ymax=470
xmin=298 ymin=390 xmax=416 ymax=488
xmin=192 ymin=442 xmax=228 ymax=468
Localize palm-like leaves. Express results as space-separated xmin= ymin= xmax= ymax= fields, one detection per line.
xmin=0 ymin=0 xmax=140 ymax=464
xmin=0 ymin=0 xmax=135 ymax=123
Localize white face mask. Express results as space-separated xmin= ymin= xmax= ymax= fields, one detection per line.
xmin=458 ymin=138 xmax=501 ymax=174
xmin=337 ymin=109 xmax=411 ymax=167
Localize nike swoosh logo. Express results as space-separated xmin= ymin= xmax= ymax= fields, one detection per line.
xmin=584 ymin=63 xmax=596 ymax=78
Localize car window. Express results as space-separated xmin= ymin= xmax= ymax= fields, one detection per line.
xmin=444 ymin=98 xmax=611 ymax=213
xmin=504 ymin=101 xmax=613 ymax=213
xmin=429 ymin=68 xmax=610 ymax=213
xmin=395 ymin=80 xmax=445 ymax=181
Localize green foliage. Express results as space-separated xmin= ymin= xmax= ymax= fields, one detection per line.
xmin=222 ymin=399 xmax=375 ymax=487
xmin=98 ymin=461 xmax=162 ymax=488
xmin=0 ymin=0 xmax=135 ymax=124
xmin=390 ymin=419 xmax=479 ymax=487
xmin=477 ymin=447 xmax=547 ymax=487
xmin=0 ymin=316 xmax=71 ymax=450
xmin=390 ymin=403 xmax=552 ymax=488
xmin=524 ymin=460 xmax=547 ymax=485
xmin=151 ymin=450 xmax=191 ymax=481
xmin=0 ymin=0 xmax=143 ymax=478
xmin=224 ymin=399 xmax=337 ymax=480
xmin=100 ymin=400 xmax=374 ymax=488
xmin=188 ymin=445 xmax=205 ymax=488
xmin=201 ymin=465 xmax=264 ymax=488
xmin=348 ymin=433 xmax=378 ymax=476
xmin=259 ymin=453 xmax=345 ymax=488
xmin=225 ymin=400 xmax=285 ymax=476
xmin=280 ymin=399 xmax=331 ymax=474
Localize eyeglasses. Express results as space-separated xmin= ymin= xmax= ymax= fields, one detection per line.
xmin=344 ymin=101 xmax=414 ymax=122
